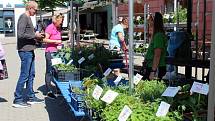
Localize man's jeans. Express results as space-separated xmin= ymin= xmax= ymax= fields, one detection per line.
xmin=14 ymin=51 xmax=35 ymax=102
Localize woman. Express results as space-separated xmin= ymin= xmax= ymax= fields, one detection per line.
xmin=43 ymin=13 xmax=64 ymax=99
xmin=109 ymin=18 xmax=128 ymax=51
xmin=145 ymin=12 xmax=167 ymax=80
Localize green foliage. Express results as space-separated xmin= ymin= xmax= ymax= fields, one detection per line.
xmin=134 ymin=44 xmax=148 ymax=54
xmin=101 ymin=95 xmax=181 ymax=121
xmin=54 ymin=63 xmax=77 ymax=72
xmin=134 ymin=80 xmax=166 ymax=101
xmin=173 ymin=7 xmax=187 ymax=23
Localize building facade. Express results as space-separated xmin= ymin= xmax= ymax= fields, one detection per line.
xmin=0 ymin=1 xmax=36 ymax=37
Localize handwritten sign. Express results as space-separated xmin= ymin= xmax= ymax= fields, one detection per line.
xmin=190 ymin=81 xmax=209 ymax=95
xmin=88 ymin=54 xmax=95 ymax=60
xmin=78 ymin=57 xmax=85 ymax=64
xmin=156 ymin=101 xmax=170 ymax=117
xmin=66 ymin=59 xmax=73 ymax=65
xmin=114 ymin=75 xmax=122 ymax=85
xmin=118 ymin=105 xmax=132 ymax=121
xmin=162 ymin=86 xmax=180 ymax=97
xmin=51 ymin=58 xmax=62 ymax=65
xmin=103 ymin=68 xmax=112 ymax=77
xmin=101 ymin=90 xmax=118 ymax=104
xmin=92 ymin=85 xmax=103 ymax=100
xmin=133 ymin=73 xmax=143 ymax=85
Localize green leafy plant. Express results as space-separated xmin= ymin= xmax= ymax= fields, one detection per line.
xmin=134 ymin=80 xmax=166 ymax=101
xmin=54 ymin=63 xmax=77 ymax=72
xmin=173 ymin=7 xmax=187 ymax=23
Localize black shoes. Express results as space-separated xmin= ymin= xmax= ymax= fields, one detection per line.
xmin=27 ymin=97 xmax=44 ymax=104
xmin=12 ymin=101 xmax=31 ymax=108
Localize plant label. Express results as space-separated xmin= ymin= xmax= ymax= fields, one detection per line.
xmin=66 ymin=59 xmax=73 ymax=65
xmin=78 ymin=51 xmax=82 ymax=54
xmin=190 ymin=81 xmax=209 ymax=95
xmin=162 ymin=86 xmax=180 ymax=97
xmin=103 ymin=68 xmax=112 ymax=77
xmin=118 ymin=105 xmax=132 ymax=121
xmin=133 ymin=73 xmax=143 ymax=85
xmin=92 ymin=85 xmax=103 ymax=100
xmin=78 ymin=57 xmax=85 ymax=64
xmin=114 ymin=75 xmax=122 ymax=85
xmin=51 ymin=58 xmax=62 ymax=65
xmin=101 ymin=90 xmax=118 ymax=104
xmin=156 ymin=101 xmax=170 ymax=117
xmin=88 ymin=54 xmax=95 ymax=60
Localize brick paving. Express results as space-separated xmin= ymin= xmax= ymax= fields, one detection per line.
xmin=0 ymin=37 xmax=88 ymax=121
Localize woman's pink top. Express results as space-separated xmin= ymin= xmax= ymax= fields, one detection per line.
xmin=45 ymin=23 xmax=61 ymax=52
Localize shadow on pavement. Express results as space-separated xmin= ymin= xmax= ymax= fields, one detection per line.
xmin=44 ymin=96 xmax=90 ymax=121
xmin=0 ymin=97 xmax=7 ymax=102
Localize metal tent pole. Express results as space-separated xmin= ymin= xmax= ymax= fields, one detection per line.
xmin=185 ymin=0 xmax=192 ymax=79
xmin=195 ymin=0 xmax=200 ymax=79
xmin=202 ymin=0 xmax=206 ymax=81
xmin=128 ymin=0 xmax=134 ymax=94
xmin=70 ymin=1 xmax=74 ymax=56
xmin=76 ymin=7 xmax=80 ymax=47
xmin=207 ymin=0 xmax=215 ymax=120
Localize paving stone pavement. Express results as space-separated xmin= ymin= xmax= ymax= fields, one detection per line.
xmin=0 ymin=37 xmax=89 ymax=121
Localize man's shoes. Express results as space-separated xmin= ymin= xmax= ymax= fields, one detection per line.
xmin=12 ymin=101 xmax=31 ymax=108
xmin=27 ymin=97 xmax=44 ymax=104
xmin=47 ymin=92 xmax=57 ymax=99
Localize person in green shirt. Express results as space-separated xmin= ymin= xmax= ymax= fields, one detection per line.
xmin=145 ymin=12 xmax=167 ymax=80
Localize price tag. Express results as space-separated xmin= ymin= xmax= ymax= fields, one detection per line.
xmin=190 ymin=81 xmax=209 ymax=95
xmin=162 ymin=86 xmax=180 ymax=97
xmin=78 ymin=51 xmax=82 ymax=54
xmin=114 ymin=75 xmax=122 ymax=85
xmin=51 ymin=58 xmax=62 ymax=65
xmin=133 ymin=73 xmax=143 ymax=85
xmin=88 ymin=54 xmax=95 ymax=60
xmin=66 ymin=59 xmax=73 ymax=65
xmin=78 ymin=57 xmax=85 ymax=64
xmin=92 ymin=85 xmax=103 ymax=100
xmin=118 ymin=105 xmax=132 ymax=121
xmin=103 ymin=68 xmax=112 ymax=77
xmin=156 ymin=101 xmax=170 ymax=117
xmin=101 ymin=90 xmax=118 ymax=104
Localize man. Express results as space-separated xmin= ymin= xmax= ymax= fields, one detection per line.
xmin=13 ymin=1 xmax=44 ymax=108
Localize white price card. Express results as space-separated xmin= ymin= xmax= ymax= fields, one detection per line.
xmin=88 ymin=54 xmax=95 ymax=60
xmin=103 ymin=68 xmax=112 ymax=77
xmin=66 ymin=59 xmax=73 ymax=65
xmin=133 ymin=73 xmax=143 ymax=85
xmin=92 ymin=85 xmax=103 ymax=100
xmin=162 ymin=86 xmax=180 ymax=97
xmin=101 ymin=90 xmax=118 ymax=104
xmin=156 ymin=101 xmax=170 ymax=117
xmin=118 ymin=105 xmax=132 ymax=121
xmin=190 ymin=81 xmax=209 ymax=95
xmin=78 ymin=57 xmax=85 ymax=64
xmin=51 ymin=58 xmax=62 ymax=65
xmin=114 ymin=75 xmax=122 ymax=85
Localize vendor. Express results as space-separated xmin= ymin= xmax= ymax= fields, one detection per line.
xmin=144 ymin=12 xmax=167 ymax=80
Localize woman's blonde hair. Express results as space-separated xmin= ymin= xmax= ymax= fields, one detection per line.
xmin=52 ymin=13 xmax=64 ymax=23
xmin=25 ymin=1 xmax=38 ymax=10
